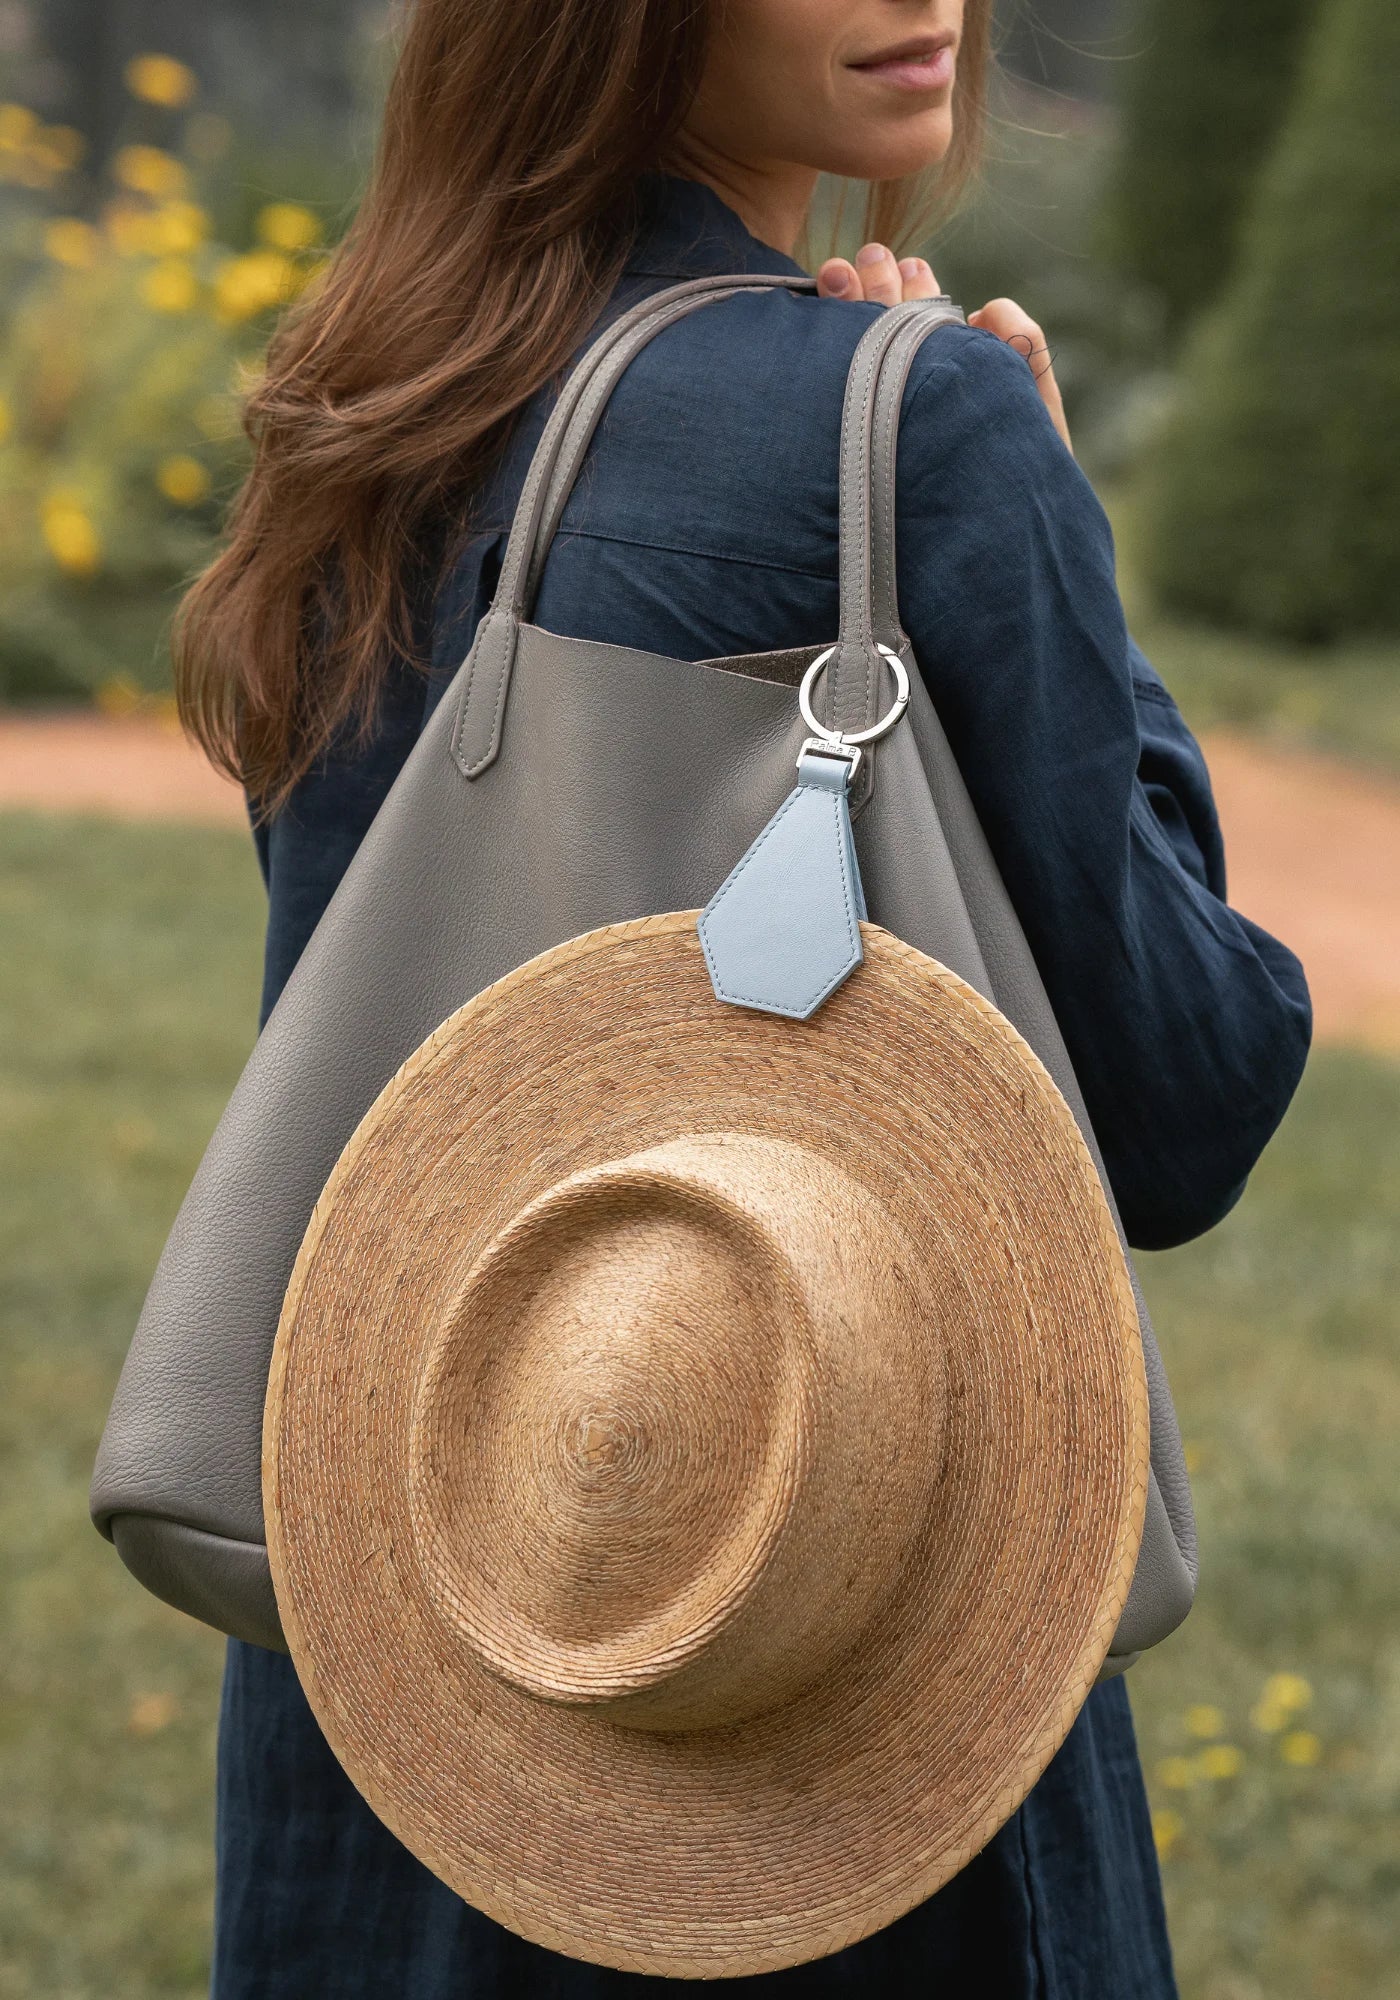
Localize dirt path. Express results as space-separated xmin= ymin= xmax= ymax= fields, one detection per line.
xmin=2 ymin=710 xmax=1397 ymax=1056
xmin=1201 ymin=735 xmax=1400 ymax=1058
xmin=0 ymin=711 xmax=247 ymax=829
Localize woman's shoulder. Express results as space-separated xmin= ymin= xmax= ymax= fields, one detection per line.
xmin=622 ymin=281 xmax=1023 ymax=385
xmin=613 ymin=287 xmax=1066 ymax=480
xmin=578 ymin=288 xmax=1086 ymax=582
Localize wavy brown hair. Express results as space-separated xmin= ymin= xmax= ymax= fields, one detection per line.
xmin=178 ymin=0 xmax=993 ymax=814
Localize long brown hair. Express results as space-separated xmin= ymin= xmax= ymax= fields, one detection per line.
xmin=178 ymin=0 xmax=992 ymax=814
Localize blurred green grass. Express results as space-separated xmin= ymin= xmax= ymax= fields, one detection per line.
xmin=1132 ymin=1041 xmax=1400 ymax=2000
xmin=0 ymin=812 xmax=260 ymax=2000
xmin=2 ymin=809 xmax=1398 ymax=1998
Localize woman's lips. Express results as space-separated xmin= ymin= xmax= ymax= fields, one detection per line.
xmin=849 ymin=41 xmax=956 ymax=91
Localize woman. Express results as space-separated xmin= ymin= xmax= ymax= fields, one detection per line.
xmin=187 ymin=0 xmax=1311 ymax=1993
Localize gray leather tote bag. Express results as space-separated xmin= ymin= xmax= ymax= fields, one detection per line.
xmin=92 ymin=271 xmax=1197 ymax=1674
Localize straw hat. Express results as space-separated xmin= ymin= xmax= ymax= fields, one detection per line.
xmin=264 ymin=912 xmax=1148 ymax=1979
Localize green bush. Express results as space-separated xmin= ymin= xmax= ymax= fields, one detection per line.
xmin=1139 ymin=0 xmax=1400 ymax=643
xmin=1105 ymin=0 xmax=1319 ymax=338
xmin=0 ymin=69 xmax=333 ymax=704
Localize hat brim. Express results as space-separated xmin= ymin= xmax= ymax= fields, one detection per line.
xmin=265 ymin=914 xmax=1148 ymax=1978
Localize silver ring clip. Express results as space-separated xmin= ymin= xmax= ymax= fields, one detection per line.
xmin=798 ymin=644 xmax=911 ymax=753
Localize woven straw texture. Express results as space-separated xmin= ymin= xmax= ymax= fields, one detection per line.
xmin=264 ymin=915 xmax=1148 ymax=1979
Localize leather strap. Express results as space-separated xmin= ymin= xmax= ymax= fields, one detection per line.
xmin=820 ymin=300 xmax=964 ymax=809
xmin=454 ymin=273 xmax=816 ymax=779
xmin=867 ymin=306 xmax=967 ymax=652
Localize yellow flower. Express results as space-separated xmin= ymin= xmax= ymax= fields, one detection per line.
xmin=124 ymin=55 xmax=199 ymax=109
xmin=42 ymin=497 xmax=102 ymax=577
xmin=1184 ymin=1703 xmax=1224 ymax=1740
xmin=1196 ymin=1743 xmax=1243 ymax=1781
xmin=1262 ymin=1672 xmax=1312 ymax=1714
xmin=1151 ymin=1809 xmax=1183 ymax=1860
xmin=213 ymin=249 xmax=297 ymax=323
xmin=45 ymin=218 xmax=101 ymax=270
xmin=1182 ymin=1441 xmax=1203 ymax=1473
xmin=96 ymin=675 xmax=144 ymax=719
xmin=113 ymin=144 xmax=189 ymax=200
xmin=0 ymin=393 xmax=11 ymax=444
xmin=0 ymin=103 xmax=38 ymax=152
xmin=1280 ymin=1730 xmax=1321 ymax=1767
xmin=256 ymin=202 xmax=322 ymax=253
xmin=1251 ymin=1673 xmax=1311 ymax=1734
xmin=156 ymin=455 xmax=212 ymax=507
xmin=1154 ymin=1756 xmax=1196 ymax=1792
xmin=142 ymin=258 xmax=200 ymax=314
xmin=148 ymin=200 xmax=209 ymax=256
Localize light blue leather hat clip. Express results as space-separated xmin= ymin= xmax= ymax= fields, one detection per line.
xmin=698 ymin=645 xmax=910 ymax=1020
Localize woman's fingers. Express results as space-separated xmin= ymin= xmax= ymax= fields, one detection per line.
xmin=895 ymin=255 xmax=940 ymax=299
xmin=815 ymin=257 xmax=855 ymax=299
xmin=967 ymin=298 xmax=1073 ymax=455
xmin=813 ymin=267 xmax=1073 ymax=455
xmin=816 ymin=245 xmax=940 ymax=305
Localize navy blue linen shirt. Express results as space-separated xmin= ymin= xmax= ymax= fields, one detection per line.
xmin=254 ymin=173 xmax=1310 ymax=1254
xmin=221 ymin=171 xmax=1310 ymax=1999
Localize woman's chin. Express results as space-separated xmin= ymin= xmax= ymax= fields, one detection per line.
xmin=820 ymin=111 xmax=955 ymax=185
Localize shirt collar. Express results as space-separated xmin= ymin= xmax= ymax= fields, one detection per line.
xmin=624 ymin=171 xmax=809 ymax=281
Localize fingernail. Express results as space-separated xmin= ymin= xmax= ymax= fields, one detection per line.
xmin=824 ymin=268 xmax=852 ymax=295
xmin=855 ymin=243 xmax=887 ymax=269
xmin=898 ymin=259 xmax=924 ymax=280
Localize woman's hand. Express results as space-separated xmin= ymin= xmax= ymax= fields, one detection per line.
xmin=817 ymin=244 xmax=1072 ymax=456
xmin=816 ymin=242 xmax=944 ymax=309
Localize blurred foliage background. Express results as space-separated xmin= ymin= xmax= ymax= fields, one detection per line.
xmin=0 ymin=2 xmax=381 ymax=707
xmin=1 ymin=0 xmax=1396 ymax=747
xmin=1 ymin=2 xmax=1398 ymax=1996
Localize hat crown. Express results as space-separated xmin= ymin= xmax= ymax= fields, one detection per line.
xmin=409 ymin=1135 xmax=944 ymax=1732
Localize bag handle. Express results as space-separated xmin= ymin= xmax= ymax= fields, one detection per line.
xmin=452 ymin=274 xmax=966 ymax=785
xmin=869 ymin=305 xmax=969 ymax=654
xmin=526 ymin=289 xmax=964 ymax=737
xmin=814 ymin=300 xmax=963 ymax=808
xmin=453 ymin=272 xmax=816 ymax=779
